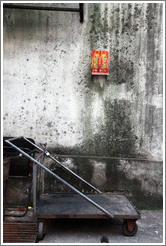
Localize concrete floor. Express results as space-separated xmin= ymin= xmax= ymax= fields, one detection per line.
xmin=38 ymin=211 xmax=164 ymax=244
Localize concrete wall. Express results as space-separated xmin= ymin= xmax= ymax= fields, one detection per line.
xmin=3 ymin=3 xmax=163 ymax=209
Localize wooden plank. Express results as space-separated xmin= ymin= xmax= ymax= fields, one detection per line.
xmin=3 ymin=222 xmax=38 ymax=243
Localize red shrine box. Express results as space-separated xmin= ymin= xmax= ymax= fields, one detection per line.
xmin=91 ymin=51 xmax=109 ymax=75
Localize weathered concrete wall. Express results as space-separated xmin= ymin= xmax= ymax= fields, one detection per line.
xmin=3 ymin=3 xmax=163 ymax=208
xmin=43 ymin=156 xmax=162 ymax=209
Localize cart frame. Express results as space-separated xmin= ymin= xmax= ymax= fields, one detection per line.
xmin=5 ymin=137 xmax=141 ymax=238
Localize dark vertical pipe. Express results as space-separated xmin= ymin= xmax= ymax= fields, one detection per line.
xmin=79 ymin=3 xmax=84 ymax=23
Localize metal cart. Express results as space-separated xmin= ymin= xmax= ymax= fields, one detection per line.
xmin=5 ymin=137 xmax=141 ymax=240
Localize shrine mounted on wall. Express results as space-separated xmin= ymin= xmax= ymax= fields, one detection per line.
xmin=91 ymin=51 xmax=109 ymax=75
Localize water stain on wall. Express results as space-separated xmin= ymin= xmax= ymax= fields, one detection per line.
xmin=3 ymin=3 xmax=163 ymax=209
xmin=81 ymin=99 xmax=138 ymax=157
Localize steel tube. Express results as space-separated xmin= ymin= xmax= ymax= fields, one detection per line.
xmin=23 ymin=137 xmax=44 ymax=152
xmin=23 ymin=137 xmax=101 ymax=193
xmin=5 ymin=139 xmax=114 ymax=219
xmin=33 ymin=164 xmax=37 ymax=218
xmin=5 ymin=136 xmax=23 ymax=142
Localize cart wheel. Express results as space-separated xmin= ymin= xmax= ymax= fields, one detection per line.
xmin=38 ymin=222 xmax=44 ymax=240
xmin=122 ymin=220 xmax=138 ymax=236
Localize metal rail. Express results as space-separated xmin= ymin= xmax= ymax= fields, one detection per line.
xmin=5 ymin=138 xmax=114 ymax=219
xmin=23 ymin=137 xmax=101 ymax=193
xmin=3 ymin=3 xmax=84 ymax=23
xmin=3 ymin=4 xmax=80 ymax=12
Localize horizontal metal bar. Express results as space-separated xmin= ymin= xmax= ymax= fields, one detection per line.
xmin=3 ymin=4 xmax=80 ymax=12
xmin=23 ymin=137 xmax=101 ymax=193
xmin=5 ymin=139 xmax=114 ymax=219
xmin=4 ymin=136 xmax=23 ymax=142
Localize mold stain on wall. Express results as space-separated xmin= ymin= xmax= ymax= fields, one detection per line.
xmin=3 ymin=3 xmax=163 ymax=208
xmin=3 ymin=3 xmax=163 ymax=159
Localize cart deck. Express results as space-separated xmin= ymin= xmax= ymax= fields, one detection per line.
xmin=36 ymin=193 xmax=140 ymax=220
xmin=5 ymin=137 xmax=141 ymax=238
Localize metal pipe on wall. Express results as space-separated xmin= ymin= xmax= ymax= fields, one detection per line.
xmin=3 ymin=4 xmax=80 ymax=12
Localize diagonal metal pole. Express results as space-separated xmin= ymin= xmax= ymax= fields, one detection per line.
xmin=23 ymin=137 xmax=101 ymax=193
xmin=5 ymin=139 xmax=114 ymax=219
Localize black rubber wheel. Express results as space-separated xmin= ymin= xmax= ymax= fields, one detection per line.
xmin=122 ymin=221 xmax=138 ymax=236
xmin=100 ymin=235 xmax=109 ymax=243
xmin=38 ymin=222 xmax=44 ymax=240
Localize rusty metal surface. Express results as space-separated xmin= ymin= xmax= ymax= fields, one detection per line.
xmin=36 ymin=193 xmax=141 ymax=220
xmin=4 ymin=208 xmax=34 ymax=223
xmin=3 ymin=160 xmax=10 ymax=219
xmin=3 ymin=222 xmax=38 ymax=243
xmin=3 ymin=159 xmax=10 ymax=181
